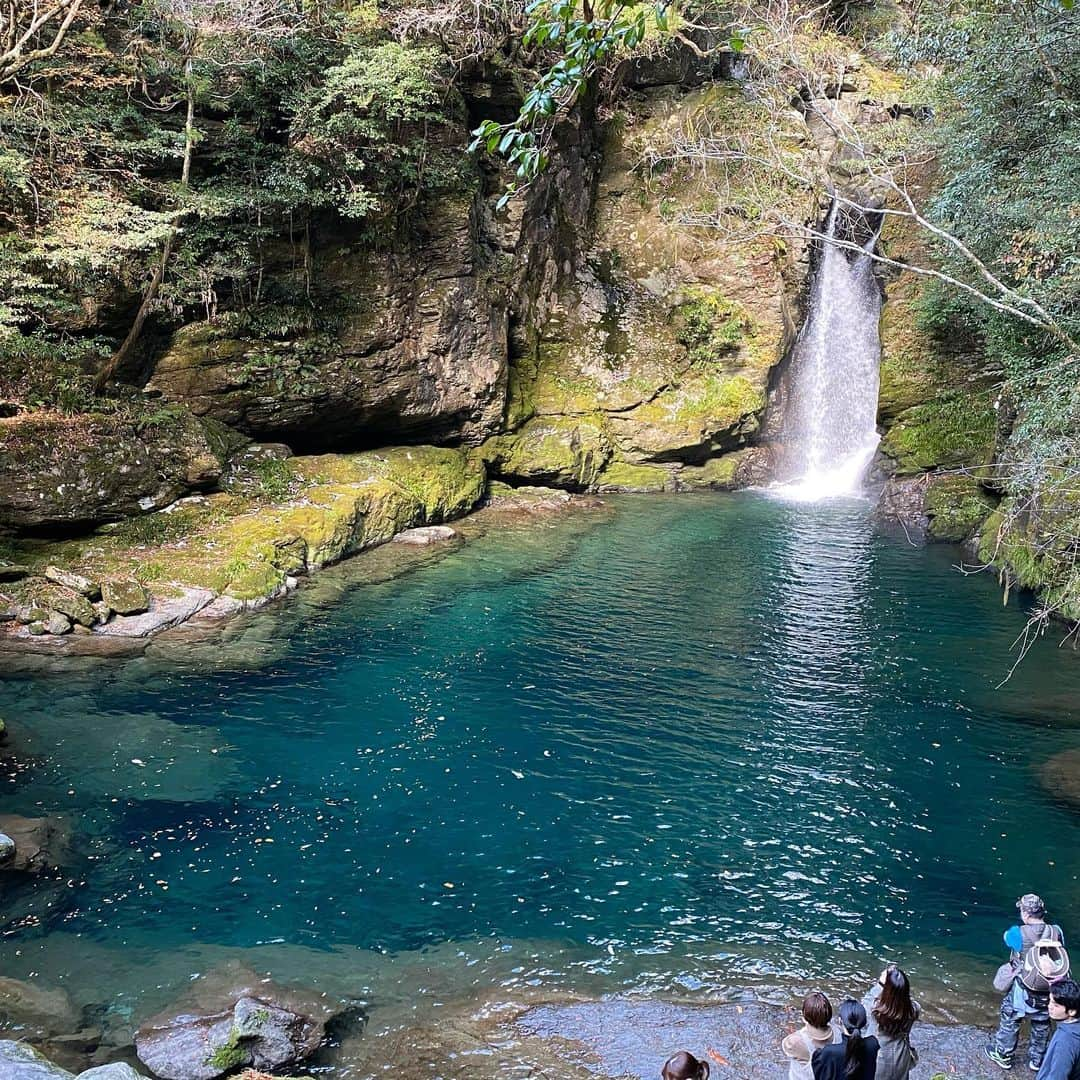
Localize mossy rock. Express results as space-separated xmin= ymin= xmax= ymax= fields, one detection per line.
xmin=678 ymin=449 xmax=760 ymax=491
xmin=878 ymin=390 xmax=996 ymax=476
xmin=674 ymin=289 xmax=749 ymax=365
xmin=924 ymin=474 xmax=996 ymax=543
xmin=488 ymin=416 xmax=612 ymax=490
xmin=595 ymin=461 xmax=673 ymax=493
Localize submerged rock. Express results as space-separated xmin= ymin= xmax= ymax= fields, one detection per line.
xmin=1039 ymin=748 xmax=1080 ymax=811
xmin=0 ymin=815 xmax=70 ymax=873
xmin=0 ymin=975 xmax=79 ymax=1036
xmin=393 ymin=525 xmax=459 ymax=545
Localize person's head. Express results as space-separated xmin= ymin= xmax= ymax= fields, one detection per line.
xmin=1018 ymin=894 xmax=1047 ymax=924
xmin=802 ymin=991 xmax=833 ymax=1032
xmin=838 ymin=999 xmax=869 ymax=1080
xmin=872 ymin=964 xmax=917 ymax=1038
xmin=662 ymin=1051 xmax=709 ymax=1080
xmin=1049 ymin=980 xmax=1080 ymax=1023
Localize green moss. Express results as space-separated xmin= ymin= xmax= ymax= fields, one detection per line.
xmin=674 ymin=289 xmax=748 ymax=365
xmin=878 ymin=390 xmax=996 ymax=475
xmin=924 ymin=474 xmax=996 ymax=543
xmin=491 ymin=416 xmax=612 ymax=489
xmin=204 ymin=1029 xmax=245 ymax=1071
xmin=678 ymin=450 xmax=756 ymax=490
xmin=595 ymin=461 xmax=672 ymax=492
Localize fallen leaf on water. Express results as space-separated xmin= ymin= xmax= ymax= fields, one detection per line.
xmin=706 ymin=1048 xmax=730 ymax=1066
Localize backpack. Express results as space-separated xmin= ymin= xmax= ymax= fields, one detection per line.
xmin=1019 ymin=923 xmax=1070 ymax=993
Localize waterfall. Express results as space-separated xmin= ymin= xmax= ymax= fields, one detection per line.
xmin=778 ymin=202 xmax=882 ymax=500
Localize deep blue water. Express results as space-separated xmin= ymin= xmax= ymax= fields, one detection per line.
xmin=3 ymin=492 xmax=1080 ymax=1024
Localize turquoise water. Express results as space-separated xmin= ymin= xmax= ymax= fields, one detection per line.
xmin=3 ymin=492 xmax=1080 ymax=1032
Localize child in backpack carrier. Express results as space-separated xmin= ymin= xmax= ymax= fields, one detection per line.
xmin=986 ymin=893 xmax=1071 ymax=1073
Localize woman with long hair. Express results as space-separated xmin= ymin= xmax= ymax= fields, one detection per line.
xmin=811 ymin=999 xmax=880 ymax=1080
xmin=864 ymin=964 xmax=920 ymax=1080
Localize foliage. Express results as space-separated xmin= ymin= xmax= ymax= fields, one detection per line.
xmin=675 ymin=289 xmax=746 ymax=364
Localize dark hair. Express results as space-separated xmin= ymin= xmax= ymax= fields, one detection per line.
xmin=873 ymin=965 xmax=917 ymax=1038
xmin=1052 ymin=979 xmax=1080 ymax=1017
xmin=803 ymin=991 xmax=833 ymax=1030
xmin=662 ymin=1051 xmax=710 ymax=1080
xmin=839 ymin=999 xmax=869 ymax=1080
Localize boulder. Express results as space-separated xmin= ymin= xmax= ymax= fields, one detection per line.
xmin=0 ymin=815 xmax=70 ymax=873
xmin=46 ymin=612 xmax=73 ymax=636
xmin=44 ymin=568 xmax=99 ymax=599
xmin=100 ymin=579 xmax=149 ymax=617
xmin=45 ymin=591 xmax=96 ymax=629
xmin=135 ymin=970 xmax=338 ymax=1080
xmin=0 ymin=976 xmax=79 ymax=1036
xmin=0 ymin=834 xmax=12 ymax=863
xmin=78 ymin=1066 xmax=148 ymax=1080
xmin=0 ymin=1040 xmax=75 ymax=1080
xmin=0 ymin=563 xmax=30 ymax=581
xmin=393 ymin=525 xmax=459 ymax=545
xmin=0 ymin=410 xmax=226 ymax=533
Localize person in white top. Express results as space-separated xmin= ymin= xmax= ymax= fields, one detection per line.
xmin=783 ymin=991 xmax=842 ymax=1080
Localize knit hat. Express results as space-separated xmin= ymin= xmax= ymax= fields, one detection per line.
xmin=1017 ymin=894 xmax=1046 ymax=917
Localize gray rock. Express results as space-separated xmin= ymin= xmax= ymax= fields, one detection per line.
xmin=44 ymin=567 xmax=100 ymax=598
xmin=18 ymin=606 xmax=49 ymax=625
xmin=47 ymin=592 xmax=96 ymax=628
xmin=78 ymin=1063 xmax=150 ymax=1079
xmin=100 ymin=579 xmax=149 ymax=617
xmin=92 ymin=602 xmax=113 ymax=625
xmin=393 ymin=525 xmax=459 ymax=545
xmin=233 ymin=994 xmax=323 ymax=1071
xmin=0 ymin=834 xmax=13 ymax=863
xmin=0 ymin=1040 xmax=75 ymax=1080
xmin=46 ymin=612 xmax=73 ymax=636
xmin=94 ymin=588 xmax=214 ymax=639
xmin=0 ymin=816 xmax=70 ymax=873
xmin=134 ymin=1010 xmax=238 ymax=1080
xmin=27 ymin=620 xmax=47 ymax=635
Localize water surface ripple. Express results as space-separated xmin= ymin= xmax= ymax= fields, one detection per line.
xmin=2 ymin=493 xmax=1080 ymax=1019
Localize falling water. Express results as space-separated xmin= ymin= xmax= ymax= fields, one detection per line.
xmin=778 ymin=202 xmax=882 ymax=500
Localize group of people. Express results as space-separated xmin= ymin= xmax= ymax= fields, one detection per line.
xmin=656 ymin=894 xmax=1080 ymax=1080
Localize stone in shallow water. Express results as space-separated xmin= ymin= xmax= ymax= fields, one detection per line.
xmin=77 ymin=1066 xmax=149 ymax=1079
xmin=393 ymin=525 xmax=459 ymax=545
xmin=0 ymin=975 xmax=79 ymax=1036
xmin=0 ymin=815 xmax=70 ymax=873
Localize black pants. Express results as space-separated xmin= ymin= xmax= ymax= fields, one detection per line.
xmin=990 ymin=990 xmax=1051 ymax=1066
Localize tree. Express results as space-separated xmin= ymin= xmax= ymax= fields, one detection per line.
xmin=0 ymin=0 xmax=86 ymax=84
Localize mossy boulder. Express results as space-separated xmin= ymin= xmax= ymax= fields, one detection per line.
xmin=0 ymin=409 xmax=227 ymax=532
xmin=486 ymin=417 xmax=612 ymax=490
xmin=609 ymin=372 xmax=766 ymax=463
xmin=101 ymin=578 xmax=150 ymax=616
xmin=877 ymin=390 xmax=996 ymax=476
xmin=924 ymin=474 xmax=996 ymax=543
xmin=677 ymin=448 xmax=764 ymax=490
xmin=595 ymin=461 xmax=673 ymax=492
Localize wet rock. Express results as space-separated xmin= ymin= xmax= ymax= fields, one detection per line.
xmin=518 ymin=999 xmax=999 ymax=1080
xmin=0 ymin=1040 xmax=75 ymax=1079
xmin=135 ymin=976 xmax=335 ymax=1080
xmin=0 ymin=815 xmax=70 ymax=873
xmin=94 ymin=589 xmax=215 ymax=639
xmin=875 ymin=475 xmax=929 ymax=537
xmin=100 ymin=579 xmax=149 ymax=617
xmin=0 ymin=976 xmax=79 ymax=1036
xmin=393 ymin=525 xmax=459 ymax=545
xmin=44 ymin=568 xmax=100 ymax=599
xmin=0 ymin=834 xmax=13 ymax=863
xmin=46 ymin=611 xmax=73 ymax=636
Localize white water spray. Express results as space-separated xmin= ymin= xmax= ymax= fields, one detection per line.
xmin=778 ymin=203 xmax=882 ymax=500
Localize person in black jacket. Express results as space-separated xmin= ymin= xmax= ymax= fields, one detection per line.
xmin=1036 ymin=980 xmax=1080 ymax=1080
xmin=812 ymin=999 xmax=880 ymax=1080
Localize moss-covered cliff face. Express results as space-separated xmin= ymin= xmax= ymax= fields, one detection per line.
xmin=485 ymin=82 xmax=802 ymax=493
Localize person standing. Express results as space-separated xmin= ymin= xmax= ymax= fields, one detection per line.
xmin=783 ymin=991 xmax=841 ymax=1080
xmin=864 ymin=965 xmax=919 ymax=1080
xmin=987 ymin=894 xmax=1066 ymax=1072
xmin=812 ymin=999 xmax=880 ymax=1080
xmin=1035 ymin=979 xmax=1080 ymax=1080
